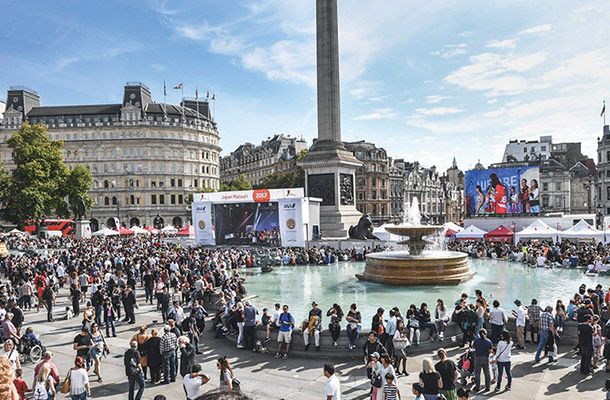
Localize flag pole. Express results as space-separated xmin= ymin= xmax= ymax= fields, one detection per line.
xmin=196 ymin=86 xmax=199 ymax=126
xmin=604 ymin=99 xmax=606 ymax=126
xmin=163 ymin=80 xmax=167 ymax=119
xmin=181 ymin=85 xmax=185 ymax=122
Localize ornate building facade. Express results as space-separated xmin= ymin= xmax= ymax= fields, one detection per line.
xmin=220 ymin=134 xmax=307 ymax=186
xmin=344 ymin=141 xmax=390 ymax=224
xmin=1 ymin=83 xmax=221 ymax=231
xmin=403 ymin=162 xmax=445 ymax=224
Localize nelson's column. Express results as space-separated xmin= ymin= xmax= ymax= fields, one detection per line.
xmin=298 ymin=0 xmax=362 ymax=238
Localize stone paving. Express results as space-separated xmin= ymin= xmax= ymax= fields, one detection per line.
xmin=20 ymin=285 xmax=608 ymax=399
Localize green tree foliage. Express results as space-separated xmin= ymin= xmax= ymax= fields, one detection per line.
xmin=0 ymin=123 xmax=93 ymax=227
xmin=220 ymin=174 xmax=252 ymax=192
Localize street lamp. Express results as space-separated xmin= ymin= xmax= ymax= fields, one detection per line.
xmin=153 ymin=213 xmax=163 ymax=245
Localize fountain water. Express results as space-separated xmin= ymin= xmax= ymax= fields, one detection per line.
xmin=356 ymin=197 xmax=475 ymax=286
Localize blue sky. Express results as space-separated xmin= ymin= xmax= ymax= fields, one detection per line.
xmin=1 ymin=0 xmax=609 ymax=171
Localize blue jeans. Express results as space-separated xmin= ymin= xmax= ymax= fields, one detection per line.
xmin=423 ymin=321 xmax=437 ymax=337
xmin=346 ymin=325 xmax=361 ymax=345
xmin=555 ymin=315 xmax=565 ymax=330
xmin=46 ymin=299 xmax=54 ymax=321
xmin=476 ymin=317 xmax=484 ymax=338
xmin=162 ymin=351 xmax=176 ymax=382
xmin=496 ymin=361 xmax=512 ymax=388
xmin=95 ymin=305 xmax=103 ymax=325
xmin=105 ymin=315 xmax=116 ymax=336
xmin=535 ymin=329 xmax=550 ymax=361
xmin=70 ymin=392 xmax=88 ymax=400
xmin=128 ymin=373 xmax=145 ymax=400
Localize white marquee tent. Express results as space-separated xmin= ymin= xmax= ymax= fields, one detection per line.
xmin=92 ymin=227 xmax=120 ymax=237
xmin=455 ymin=225 xmax=486 ymax=240
xmin=161 ymin=225 xmax=177 ymax=233
xmin=514 ymin=219 xmax=559 ymax=243
xmin=130 ymin=226 xmax=150 ymax=235
xmin=559 ymin=219 xmax=605 ymax=242
xmin=444 ymin=222 xmax=464 ymax=233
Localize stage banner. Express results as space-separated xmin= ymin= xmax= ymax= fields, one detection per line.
xmin=192 ymin=201 xmax=214 ymax=245
xmin=278 ymin=198 xmax=305 ymax=248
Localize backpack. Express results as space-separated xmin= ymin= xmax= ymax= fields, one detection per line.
xmin=42 ymin=288 xmax=53 ymax=301
xmin=33 ymin=380 xmax=49 ymax=400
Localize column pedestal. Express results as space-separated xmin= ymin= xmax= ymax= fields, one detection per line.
xmin=76 ymin=220 xmax=92 ymax=239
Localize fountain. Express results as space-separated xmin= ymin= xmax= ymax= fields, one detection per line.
xmin=355 ymin=197 xmax=475 ymax=286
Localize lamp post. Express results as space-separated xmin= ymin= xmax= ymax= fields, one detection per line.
xmin=153 ymin=213 xmax=163 ymax=246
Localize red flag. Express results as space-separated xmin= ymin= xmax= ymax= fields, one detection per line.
xmin=212 ymin=94 xmax=215 ymax=100
xmin=174 ymin=83 xmax=183 ymax=89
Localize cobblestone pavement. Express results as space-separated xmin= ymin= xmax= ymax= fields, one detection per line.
xmin=21 ymin=285 xmax=607 ymax=400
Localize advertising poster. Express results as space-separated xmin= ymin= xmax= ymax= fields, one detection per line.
xmin=278 ymin=198 xmax=305 ymax=248
xmin=465 ymin=166 xmax=540 ymax=217
xmin=192 ymin=201 xmax=214 ymax=245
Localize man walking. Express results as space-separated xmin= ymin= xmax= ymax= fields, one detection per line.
xmin=124 ymin=341 xmax=146 ymax=400
xmin=276 ymin=304 xmax=295 ymax=359
xmin=324 ymin=363 xmax=341 ymax=400
xmin=473 ymin=328 xmax=492 ymax=392
xmin=160 ymin=325 xmax=178 ymax=383
xmin=123 ymin=286 xmax=137 ymax=324
xmin=578 ymin=315 xmax=594 ymax=374
xmin=535 ymin=306 xmax=556 ymax=363
xmin=42 ymin=283 xmax=56 ymax=322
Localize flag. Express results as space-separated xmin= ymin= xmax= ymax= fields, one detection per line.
xmin=163 ymin=80 xmax=166 ymax=96
xmin=212 ymin=94 xmax=215 ymax=100
xmin=206 ymin=91 xmax=209 ymax=98
xmin=602 ymin=102 xmax=606 ymax=117
xmin=195 ymin=87 xmax=199 ymax=100
xmin=174 ymin=83 xmax=183 ymax=89
xmin=113 ymin=217 xmax=120 ymax=231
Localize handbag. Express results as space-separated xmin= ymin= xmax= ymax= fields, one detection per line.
xmin=232 ymin=377 xmax=241 ymax=392
xmin=61 ymin=370 xmax=71 ymax=394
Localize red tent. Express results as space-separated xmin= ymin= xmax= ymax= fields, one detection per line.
xmin=144 ymin=226 xmax=159 ymax=234
xmin=484 ymin=225 xmax=514 ymax=242
xmin=118 ymin=226 xmax=134 ymax=235
xmin=445 ymin=229 xmax=457 ymax=238
xmin=176 ymin=224 xmax=194 ymax=236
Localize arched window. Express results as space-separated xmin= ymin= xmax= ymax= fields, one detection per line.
xmin=104 ymin=180 xmax=109 ymax=188
xmin=112 ymin=196 xmax=117 ymax=205
xmin=104 ymin=197 xmax=110 ymax=206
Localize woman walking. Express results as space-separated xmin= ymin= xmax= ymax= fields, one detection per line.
xmin=68 ymin=356 xmax=90 ymax=400
xmin=392 ymin=319 xmax=409 ymax=376
xmin=495 ymin=331 xmax=513 ymax=391
xmin=418 ymin=358 xmax=442 ymax=400
xmin=592 ymin=315 xmax=603 ymax=369
xmin=89 ymin=323 xmax=108 ymax=382
xmin=379 ymin=354 xmax=396 ymax=395
xmin=326 ymin=304 xmax=344 ymax=346
xmin=217 ymin=356 xmax=235 ymax=391
xmin=145 ymin=328 xmax=162 ymax=384
xmin=70 ymin=284 xmax=81 ymax=317
xmin=435 ymin=299 xmax=448 ymax=341
xmin=179 ymin=336 xmax=196 ymax=377
xmin=34 ymin=363 xmax=56 ymax=400
xmin=131 ymin=326 xmax=150 ymax=381
xmin=235 ymin=302 xmax=245 ymax=348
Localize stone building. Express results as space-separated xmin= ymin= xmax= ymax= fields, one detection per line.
xmin=502 ymin=135 xmax=552 ymax=162
xmin=344 ymin=141 xmax=390 ymax=224
xmin=403 ymin=162 xmax=445 ymax=224
xmin=442 ymin=157 xmax=465 ymax=223
xmin=569 ymin=161 xmax=597 ymax=214
xmin=539 ymin=159 xmax=570 ymax=212
xmin=388 ymin=158 xmax=406 ymax=224
xmin=220 ymin=134 xmax=307 ymax=187
xmin=1 ymin=83 xmax=221 ymax=231
xmin=597 ymin=125 xmax=610 ymax=216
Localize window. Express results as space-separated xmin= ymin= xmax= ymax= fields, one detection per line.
xmin=555 ymin=182 xmax=561 ymax=191
xmin=607 ymin=170 xmax=610 ymax=178
xmin=178 ymin=179 xmax=182 ymax=187
xmin=159 ymin=195 xmax=165 ymax=205
xmin=541 ymin=146 xmax=546 ymax=151
xmin=178 ymin=194 xmax=183 ymax=204
xmin=104 ymin=197 xmax=109 ymax=206
xmin=171 ymin=178 xmax=175 ymax=187
xmin=543 ymin=183 xmax=548 ymax=191
xmin=607 ymin=151 xmax=610 ymax=162
xmin=151 ymin=181 xmax=156 ymax=187
xmin=112 ymin=196 xmax=117 ymax=205
xmin=372 ymin=190 xmax=377 ymax=200
xmin=371 ymin=177 xmax=377 ymax=187
xmin=372 ymin=204 xmax=377 ymax=216
xmin=171 ymin=194 xmax=176 ymax=204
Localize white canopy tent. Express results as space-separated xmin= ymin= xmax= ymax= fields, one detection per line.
xmin=91 ymin=227 xmax=120 ymax=237
xmin=454 ymin=225 xmax=486 ymax=240
xmin=161 ymin=225 xmax=177 ymax=233
xmin=374 ymin=224 xmax=402 ymax=242
xmin=444 ymin=222 xmax=464 ymax=233
xmin=130 ymin=226 xmax=150 ymax=235
xmin=559 ymin=219 xmax=605 ymax=242
xmin=514 ymin=219 xmax=559 ymax=243
xmin=7 ymin=228 xmax=27 ymax=236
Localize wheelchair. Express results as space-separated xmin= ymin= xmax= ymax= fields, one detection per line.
xmin=17 ymin=335 xmax=45 ymax=365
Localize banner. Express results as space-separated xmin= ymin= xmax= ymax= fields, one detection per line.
xmin=192 ymin=201 xmax=214 ymax=245
xmin=278 ymin=198 xmax=305 ymax=248
xmin=465 ymin=166 xmax=540 ymax=217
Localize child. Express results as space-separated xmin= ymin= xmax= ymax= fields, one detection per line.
xmin=261 ymin=308 xmax=271 ymax=342
xmin=490 ymin=347 xmax=498 ymax=384
xmin=412 ymin=383 xmax=425 ymax=400
xmin=457 ymin=387 xmax=470 ymax=400
xmin=383 ymin=373 xmax=400 ymax=400
xmin=65 ymin=306 xmax=74 ymax=320
xmin=13 ymin=369 xmax=29 ymax=400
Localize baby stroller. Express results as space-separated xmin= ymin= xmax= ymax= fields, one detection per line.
xmin=457 ymin=348 xmax=475 ymax=385
xmin=17 ymin=335 xmax=45 ymax=365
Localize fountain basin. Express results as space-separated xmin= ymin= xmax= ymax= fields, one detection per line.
xmin=384 ymin=225 xmax=444 ymax=255
xmin=356 ymin=250 xmax=475 ymax=286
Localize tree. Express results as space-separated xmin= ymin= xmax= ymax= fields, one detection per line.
xmin=220 ymin=174 xmax=252 ymax=192
xmin=0 ymin=123 xmax=92 ymax=228
xmin=63 ymin=165 xmax=94 ymax=219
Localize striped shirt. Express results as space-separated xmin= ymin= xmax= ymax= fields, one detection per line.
xmin=383 ymin=384 xmax=399 ymax=400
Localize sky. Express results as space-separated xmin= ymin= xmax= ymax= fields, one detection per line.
xmin=1 ymin=0 xmax=609 ymax=171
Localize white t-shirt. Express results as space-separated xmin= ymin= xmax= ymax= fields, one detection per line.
xmin=0 ymin=348 xmax=19 ymax=369
xmin=536 ymin=256 xmax=546 ymax=266
xmin=272 ymin=309 xmax=282 ymax=327
xmin=183 ymin=374 xmax=204 ymax=399
xmin=325 ymin=375 xmax=341 ymax=400
xmin=69 ymin=368 xmax=89 ymax=395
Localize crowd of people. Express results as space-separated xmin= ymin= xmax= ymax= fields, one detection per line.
xmin=0 ymin=232 xmax=608 ymax=399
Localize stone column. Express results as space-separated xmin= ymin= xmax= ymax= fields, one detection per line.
xmin=316 ymin=0 xmax=341 ymax=143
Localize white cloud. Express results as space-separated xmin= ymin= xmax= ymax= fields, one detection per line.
xmin=353 ymin=108 xmax=398 ymax=120
xmin=426 ymin=95 xmax=452 ymax=104
xmin=241 ymin=41 xmax=316 ymax=86
xmin=430 ymin=43 xmax=468 ymax=59
xmin=519 ymin=24 xmax=552 ymax=35
xmin=486 ymin=39 xmax=518 ymax=49
xmin=413 ymin=107 xmax=464 ymax=116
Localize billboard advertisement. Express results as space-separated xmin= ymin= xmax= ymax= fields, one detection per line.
xmin=465 ymin=166 xmax=540 ymax=217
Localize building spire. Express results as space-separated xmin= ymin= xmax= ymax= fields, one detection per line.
xmin=452 ymin=156 xmax=457 ymax=169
